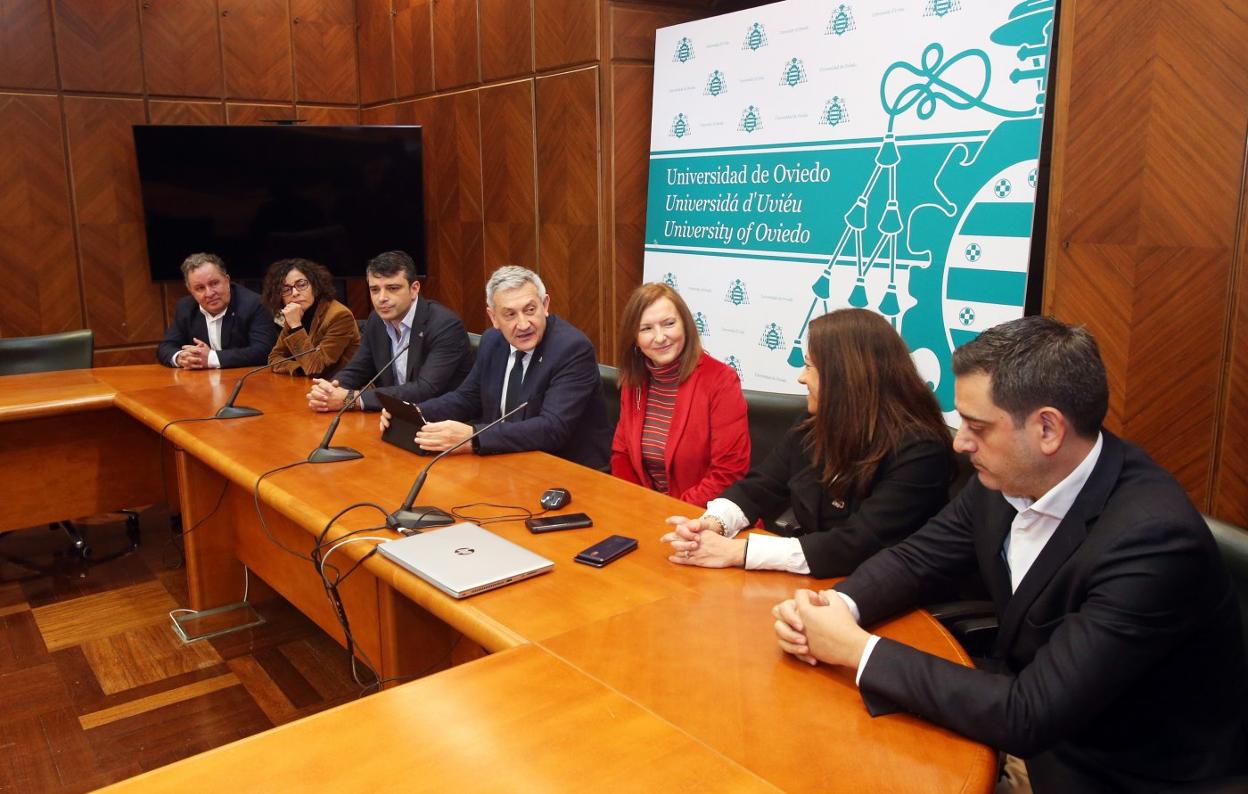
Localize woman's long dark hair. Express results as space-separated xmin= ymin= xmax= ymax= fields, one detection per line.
xmin=260 ymin=258 xmax=336 ymax=315
xmin=801 ymin=309 xmax=949 ymax=499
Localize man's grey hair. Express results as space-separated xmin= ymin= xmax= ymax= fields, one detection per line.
xmin=181 ymin=252 xmax=227 ymax=283
xmin=485 ymin=265 xmax=546 ymax=309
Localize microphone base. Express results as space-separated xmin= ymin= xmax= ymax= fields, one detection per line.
xmin=215 ymin=405 xmax=262 ymax=420
xmin=307 ymin=445 xmax=364 ymax=464
xmin=389 ymin=506 xmax=455 ymax=533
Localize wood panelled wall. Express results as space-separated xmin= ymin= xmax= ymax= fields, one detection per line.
xmin=0 ymin=0 xmax=361 ymax=367
xmin=1044 ymin=0 xmax=1248 ymax=524
xmin=356 ymin=0 xmax=709 ymax=363
xmin=0 ymin=0 xmax=1244 ymax=524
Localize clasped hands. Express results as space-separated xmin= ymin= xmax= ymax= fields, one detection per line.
xmin=772 ymin=588 xmax=871 ymax=670
xmin=659 ymin=516 xmax=746 ymax=568
xmin=175 ymin=338 xmax=212 ymax=369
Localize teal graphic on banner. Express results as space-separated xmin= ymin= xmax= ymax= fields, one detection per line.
xmin=694 ymin=312 xmax=710 ymax=335
xmin=673 ymin=37 xmax=695 ymax=63
xmin=924 ymin=0 xmax=962 ymax=18
xmin=826 ymin=5 xmax=857 ymax=36
xmin=779 ymin=58 xmax=808 ymax=87
xmin=819 ymin=97 xmax=849 ymax=127
xmin=737 ymin=105 xmax=763 ymax=133
xmin=759 ymin=323 xmax=786 ymax=351
xmin=646 ymin=0 xmax=1055 ymax=416
xmin=743 ymin=23 xmax=768 ymax=52
xmin=668 ymin=113 xmax=690 ymax=139
xmin=705 ymin=70 xmax=727 ymax=97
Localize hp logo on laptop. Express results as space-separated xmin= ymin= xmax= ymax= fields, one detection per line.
xmin=454 ymin=547 xmax=475 ymax=556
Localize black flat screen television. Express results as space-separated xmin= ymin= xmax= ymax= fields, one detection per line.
xmin=133 ymin=125 xmax=424 ymax=281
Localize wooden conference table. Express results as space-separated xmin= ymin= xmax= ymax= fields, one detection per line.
xmin=0 ymin=365 xmax=996 ymax=792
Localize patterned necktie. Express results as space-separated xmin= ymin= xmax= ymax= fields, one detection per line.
xmin=504 ymin=350 xmax=525 ymax=418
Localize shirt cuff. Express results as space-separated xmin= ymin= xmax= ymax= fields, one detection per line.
xmin=741 ymin=533 xmax=810 ymax=574
xmin=831 ymin=591 xmax=877 ymax=686
xmin=169 ymin=350 xmax=182 ymax=367
xmin=703 ymin=498 xmax=748 ymax=538
xmin=855 ymin=635 xmax=881 ymax=687
xmin=207 ymin=349 xmax=221 ymax=369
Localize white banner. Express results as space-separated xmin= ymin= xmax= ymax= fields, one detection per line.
xmin=644 ymin=0 xmax=1055 ymax=422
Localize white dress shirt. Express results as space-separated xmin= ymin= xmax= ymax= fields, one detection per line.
xmin=702 ymin=498 xmax=811 ymax=574
xmin=844 ymin=433 xmax=1105 ymax=684
xmin=169 ymin=305 xmax=226 ymax=368
xmin=384 ymin=298 xmax=419 ymax=386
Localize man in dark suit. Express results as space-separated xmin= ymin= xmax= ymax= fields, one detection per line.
xmin=772 ymin=316 xmax=1247 ymax=793
xmin=306 ymin=250 xmax=470 ymax=412
xmin=156 ymin=253 xmax=277 ymax=369
xmin=398 ymin=265 xmax=611 ymax=470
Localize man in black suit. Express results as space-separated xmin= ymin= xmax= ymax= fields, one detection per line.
xmin=772 ymin=316 xmax=1247 ymax=792
xmin=156 ymin=253 xmax=277 ymax=369
xmin=306 ymin=251 xmax=470 ymax=412
xmin=394 ymin=265 xmax=611 ymax=470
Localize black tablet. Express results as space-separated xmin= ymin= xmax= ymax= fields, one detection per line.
xmin=376 ymin=392 xmax=436 ymax=456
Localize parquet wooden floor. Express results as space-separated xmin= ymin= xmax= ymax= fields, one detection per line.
xmin=0 ymin=509 xmax=366 ymax=792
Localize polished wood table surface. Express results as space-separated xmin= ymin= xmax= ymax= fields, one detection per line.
xmin=2 ymin=366 xmax=996 ymax=792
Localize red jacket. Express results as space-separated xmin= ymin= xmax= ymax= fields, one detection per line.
xmin=611 ymin=353 xmax=751 ymax=506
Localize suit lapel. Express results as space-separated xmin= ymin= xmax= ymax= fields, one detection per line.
xmin=993 ymin=433 xmax=1123 ymax=655
xmin=977 ymin=495 xmax=1015 ymax=613
xmin=405 ymin=299 xmax=432 ymax=382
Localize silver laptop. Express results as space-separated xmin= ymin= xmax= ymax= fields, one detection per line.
xmin=377 ymin=523 xmax=554 ymax=598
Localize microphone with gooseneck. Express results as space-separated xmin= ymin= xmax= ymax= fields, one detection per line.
xmin=388 ymin=401 xmax=529 ymax=533
xmin=214 ymin=346 xmax=322 ymax=419
xmin=307 ymin=341 xmax=410 ymax=464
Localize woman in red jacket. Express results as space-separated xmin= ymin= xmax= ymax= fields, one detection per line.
xmin=611 ymin=283 xmax=750 ymax=505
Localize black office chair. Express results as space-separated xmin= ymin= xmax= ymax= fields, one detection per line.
xmin=741 ymin=388 xmax=807 ymax=532
xmin=0 ymin=330 xmax=140 ymax=565
xmin=0 ymin=329 xmax=94 ymax=374
xmin=599 ymin=363 xmax=620 ymax=433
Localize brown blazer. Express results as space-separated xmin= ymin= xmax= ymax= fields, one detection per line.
xmin=268 ymin=298 xmax=360 ymax=377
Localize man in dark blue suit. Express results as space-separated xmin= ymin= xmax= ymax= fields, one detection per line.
xmin=400 ymin=265 xmax=611 ymax=470
xmin=156 ymin=253 xmax=277 ymax=369
xmin=770 ymin=317 xmax=1247 ymax=793
xmin=306 ymin=250 xmax=470 ymax=412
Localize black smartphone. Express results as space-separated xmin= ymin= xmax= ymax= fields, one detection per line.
xmin=525 ymin=513 xmax=593 ymax=533
xmin=574 ymin=535 xmax=638 ymax=567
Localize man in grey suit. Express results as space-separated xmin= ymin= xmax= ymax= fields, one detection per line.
xmin=770 ymin=316 xmax=1247 ymax=793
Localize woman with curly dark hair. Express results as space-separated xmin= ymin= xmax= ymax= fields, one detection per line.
xmin=261 ymin=258 xmax=360 ymax=377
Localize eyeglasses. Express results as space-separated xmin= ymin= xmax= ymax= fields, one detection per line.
xmin=280 ymin=279 xmax=311 ymax=297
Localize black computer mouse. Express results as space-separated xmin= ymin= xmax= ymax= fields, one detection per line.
xmin=540 ymin=488 xmax=571 ymax=510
